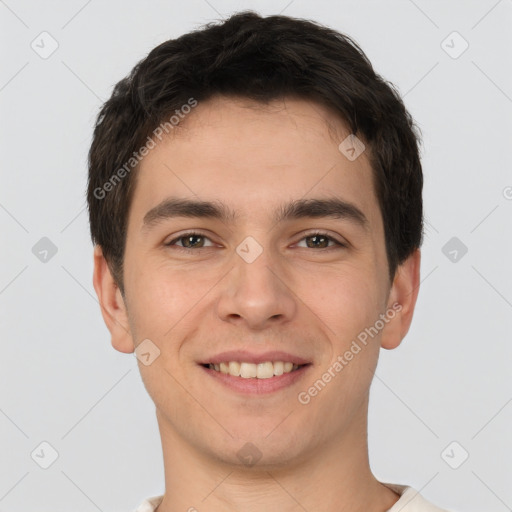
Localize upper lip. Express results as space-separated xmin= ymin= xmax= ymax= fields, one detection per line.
xmin=199 ymin=350 xmax=311 ymax=366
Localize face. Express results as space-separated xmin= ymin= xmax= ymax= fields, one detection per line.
xmin=96 ymin=96 xmax=418 ymax=469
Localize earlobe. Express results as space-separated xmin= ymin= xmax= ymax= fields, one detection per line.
xmin=92 ymin=245 xmax=135 ymax=354
xmin=380 ymin=249 xmax=421 ymax=350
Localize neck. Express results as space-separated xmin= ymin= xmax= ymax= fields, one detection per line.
xmin=154 ymin=402 xmax=400 ymax=512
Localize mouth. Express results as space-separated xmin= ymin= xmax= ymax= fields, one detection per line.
xmin=200 ymin=361 xmax=309 ymax=379
xmin=199 ymin=360 xmax=313 ymax=395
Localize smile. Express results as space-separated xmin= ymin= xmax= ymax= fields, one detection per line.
xmin=200 ymin=361 xmax=312 ymax=394
xmin=204 ymin=361 xmax=304 ymax=379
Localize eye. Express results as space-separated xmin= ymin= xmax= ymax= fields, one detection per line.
xmin=164 ymin=232 xmax=215 ymax=251
xmin=164 ymin=230 xmax=346 ymax=252
xmin=295 ymin=231 xmax=346 ymax=250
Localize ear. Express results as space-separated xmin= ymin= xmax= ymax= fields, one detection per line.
xmin=92 ymin=245 xmax=135 ymax=354
xmin=380 ymin=249 xmax=421 ymax=350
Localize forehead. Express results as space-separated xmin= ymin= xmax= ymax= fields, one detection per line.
xmin=129 ymin=96 xmax=381 ymax=231
xmin=158 ymin=96 xmax=358 ymax=162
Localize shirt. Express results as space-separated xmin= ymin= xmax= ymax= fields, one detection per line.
xmin=132 ymin=482 xmax=451 ymax=511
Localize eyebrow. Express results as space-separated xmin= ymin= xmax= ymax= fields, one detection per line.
xmin=141 ymin=196 xmax=369 ymax=233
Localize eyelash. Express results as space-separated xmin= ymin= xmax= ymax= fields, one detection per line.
xmin=164 ymin=231 xmax=346 ymax=252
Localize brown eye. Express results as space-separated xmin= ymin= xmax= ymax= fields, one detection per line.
xmin=297 ymin=232 xmax=345 ymax=249
xmin=165 ymin=232 xmax=214 ymax=250
xmin=305 ymin=234 xmax=330 ymax=249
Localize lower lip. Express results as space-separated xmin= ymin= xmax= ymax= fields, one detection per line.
xmin=200 ymin=364 xmax=312 ymax=394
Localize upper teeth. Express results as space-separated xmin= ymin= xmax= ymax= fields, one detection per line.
xmin=208 ymin=361 xmax=300 ymax=379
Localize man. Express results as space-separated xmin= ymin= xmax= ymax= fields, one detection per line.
xmin=87 ymin=11 xmax=452 ymax=512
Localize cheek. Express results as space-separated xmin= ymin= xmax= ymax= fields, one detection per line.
xmin=309 ymin=264 xmax=384 ymax=334
xmin=130 ymin=280 xmax=183 ymax=339
xmin=126 ymin=257 xmax=219 ymax=345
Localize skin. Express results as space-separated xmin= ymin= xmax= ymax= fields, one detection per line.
xmin=93 ymin=96 xmax=421 ymax=512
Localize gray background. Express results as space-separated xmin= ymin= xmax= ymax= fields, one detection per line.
xmin=1 ymin=0 xmax=511 ymax=511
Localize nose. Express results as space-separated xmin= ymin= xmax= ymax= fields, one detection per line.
xmin=215 ymin=246 xmax=297 ymax=331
